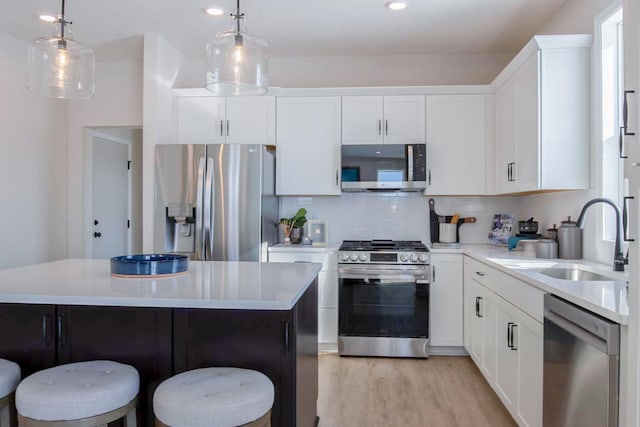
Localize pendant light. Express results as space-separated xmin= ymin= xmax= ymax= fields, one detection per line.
xmin=205 ymin=0 xmax=268 ymax=95
xmin=27 ymin=0 xmax=95 ymax=99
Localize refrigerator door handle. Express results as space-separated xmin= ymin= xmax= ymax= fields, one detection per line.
xmin=195 ymin=157 xmax=206 ymax=260
xmin=204 ymin=157 xmax=215 ymax=260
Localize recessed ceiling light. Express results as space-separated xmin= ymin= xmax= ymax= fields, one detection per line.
xmin=386 ymin=1 xmax=407 ymax=11
xmin=39 ymin=15 xmax=56 ymax=22
xmin=206 ymin=7 xmax=225 ymax=16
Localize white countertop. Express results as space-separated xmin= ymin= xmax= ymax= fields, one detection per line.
xmin=435 ymin=244 xmax=628 ymax=324
xmin=0 ymin=259 xmax=322 ymax=310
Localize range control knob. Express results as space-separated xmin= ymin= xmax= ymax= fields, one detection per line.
xmin=399 ymin=254 xmax=409 ymax=262
xmin=341 ymin=253 xmax=350 ymax=262
xmin=359 ymin=254 xmax=368 ymax=262
xmin=350 ymin=254 xmax=359 ymax=262
xmin=419 ymin=254 xmax=428 ymax=263
xmin=410 ymin=254 xmax=419 ymax=262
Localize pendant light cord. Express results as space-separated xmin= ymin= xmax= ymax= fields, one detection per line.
xmin=236 ymin=0 xmax=240 ymax=33
xmin=60 ymin=0 xmax=66 ymax=38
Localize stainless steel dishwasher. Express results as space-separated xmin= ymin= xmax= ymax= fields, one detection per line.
xmin=543 ymin=294 xmax=620 ymax=427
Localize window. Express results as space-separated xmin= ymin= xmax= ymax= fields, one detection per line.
xmin=600 ymin=7 xmax=625 ymax=243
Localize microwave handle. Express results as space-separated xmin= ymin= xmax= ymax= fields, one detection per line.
xmin=407 ymin=145 xmax=414 ymax=182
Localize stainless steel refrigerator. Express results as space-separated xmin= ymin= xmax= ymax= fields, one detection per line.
xmin=154 ymin=144 xmax=278 ymax=261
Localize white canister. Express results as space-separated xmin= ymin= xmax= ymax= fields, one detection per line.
xmin=439 ymin=223 xmax=457 ymax=243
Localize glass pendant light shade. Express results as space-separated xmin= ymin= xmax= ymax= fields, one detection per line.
xmin=28 ymin=17 xmax=95 ymax=99
xmin=205 ymin=14 xmax=268 ymax=95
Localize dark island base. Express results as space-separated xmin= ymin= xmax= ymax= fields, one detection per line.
xmin=0 ymin=278 xmax=318 ymax=427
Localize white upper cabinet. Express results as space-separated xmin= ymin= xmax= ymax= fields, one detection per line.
xmin=425 ymin=94 xmax=487 ymax=195
xmin=342 ymin=96 xmax=384 ymax=144
xmin=174 ymin=95 xmax=275 ymax=145
xmin=276 ymin=97 xmax=342 ymax=195
xmin=175 ymin=96 xmax=226 ymax=144
xmin=225 ymin=96 xmax=276 ymax=144
xmin=492 ymin=35 xmax=591 ymax=194
xmin=342 ymin=95 xmax=425 ymax=144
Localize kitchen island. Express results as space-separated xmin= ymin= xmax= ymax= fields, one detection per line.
xmin=0 ymin=259 xmax=321 ymax=427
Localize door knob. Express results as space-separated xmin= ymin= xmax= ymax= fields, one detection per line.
xmin=93 ymin=232 xmax=102 ymax=238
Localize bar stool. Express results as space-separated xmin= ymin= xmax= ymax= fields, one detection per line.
xmin=153 ymin=367 xmax=274 ymax=427
xmin=0 ymin=359 xmax=21 ymax=427
xmin=15 ymin=360 xmax=139 ymax=427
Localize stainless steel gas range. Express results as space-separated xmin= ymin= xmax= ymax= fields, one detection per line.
xmin=338 ymin=240 xmax=430 ymax=358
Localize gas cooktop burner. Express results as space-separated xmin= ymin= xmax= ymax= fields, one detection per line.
xmin=339 ymin=240 xmax=428 ymax=252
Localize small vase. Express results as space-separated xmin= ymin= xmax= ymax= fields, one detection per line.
xmin=290 ymin=227 xmax=303 ymax=244
xmin=283 ymin=237 xmax=292 ymax=246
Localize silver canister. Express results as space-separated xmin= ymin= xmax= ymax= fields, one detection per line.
xmin=536 ymin=238 xmax=558 ymax=259
xmin=557 ymin=216 xmax=582 ymax=259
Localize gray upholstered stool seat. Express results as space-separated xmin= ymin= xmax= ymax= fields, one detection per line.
xmin=153 ymin=367 xmax=274 ymax=427
xmin=0 ymin=359 xmax=21 ymax=427
xmin=16 ymin=360 xmax=139 ymax=426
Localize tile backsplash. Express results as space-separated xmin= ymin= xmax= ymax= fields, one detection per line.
xmin=280 ymin=193 xmax=521 ymax=245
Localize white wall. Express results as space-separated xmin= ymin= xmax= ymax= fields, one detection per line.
xmin=142 ymin=33 xmax=187 ymax=252
xmin=538 ymin=0 xmax=615 ymax=34
xmin=67 ymin=61 xmax=143 ymax=257
xmin=175 ymin=53 xmax=514 ymax=89
xmin=0 ymin=31 xmax=67 ymax=269
xmin=281 ymin=194 xmax=520 ymax=245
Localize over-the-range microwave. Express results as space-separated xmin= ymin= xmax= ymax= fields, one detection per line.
xmin=340 ymin=144 xmax=427 ymax=192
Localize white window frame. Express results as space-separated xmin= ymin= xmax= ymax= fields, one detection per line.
xmin=594 ymin=1 xmax=625 ymax=265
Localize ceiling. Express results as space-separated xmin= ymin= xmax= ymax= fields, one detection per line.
xmin=1 ymin=0 xmax=569 ymax=61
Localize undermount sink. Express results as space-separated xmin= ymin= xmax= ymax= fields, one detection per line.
xmin=540 ymin=267 xmax=617 ymax=282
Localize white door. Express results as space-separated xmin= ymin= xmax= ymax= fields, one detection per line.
xmin=430 ymin=254 xmax=464 ymax=346
xmin=342 ymin=96 xmax=384 ymax=144
xmin=92 ymin=137 xmax=129 ymax=258
xmin=382 ymin=95 xmax=426 ymax=144
xmin=276 ymin=97 xmax=342 ymax=195
xmin=225 ymin=96 xmax=276 ymax=144
xmin=426 ymin=94 xmax=487 ymax=195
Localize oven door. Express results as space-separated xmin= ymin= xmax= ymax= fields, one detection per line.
xmin=338 ymin=264 xmax=429 ymax=339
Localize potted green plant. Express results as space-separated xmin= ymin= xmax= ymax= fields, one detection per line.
xmin=279 ymin=208 xmax=307 ymax=245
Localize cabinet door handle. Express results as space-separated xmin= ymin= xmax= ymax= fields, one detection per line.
xmin=335 ymin=170 xmax=339 ymax=187
xmin=378 ymin=119 xmax=382 ymax=136
xmin=42 ymin=314 xmax=52 ymax=347
xmin=507 ymin=163 xmax=511 ymax=181
xmin=226 ymin=120 xmax=230 ymax=136
xmin=624 ymin=196 xmax=635 ymax=242
xmin=432 ymin=266 xmax=436 ymax=282
xmin=385 ymin=120 xmax=389 ymax=136
xmin=510 ymin=323 xmax=518 ymax=350
xmin=619 ymin=126 xmax=628 ymax=159
xmin=475 ymin=296 xmax=483 ymax=318
xmin=428 ymin=169 xmax=432 ymax=186
xmin=475 ymin=271 xmax=485 ymax=277
xmin=624 ymin=90 xmax=635 ymax=136
xmin=220 ymin=120 xmax=224 ymax=136
xmin=283 ymin=321 xmax=290 ymax=355
xmin=57 ymin=315 xmax=66 ymax=348
xmin=507 ymin=322 xmax=514 ymax=348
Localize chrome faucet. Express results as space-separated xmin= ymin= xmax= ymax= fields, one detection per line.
xmin=576 ymin=198 xmax=626 ymax=271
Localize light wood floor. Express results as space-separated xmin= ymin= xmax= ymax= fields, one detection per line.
xmin=317 ymin=354 xmax=516 ymax=427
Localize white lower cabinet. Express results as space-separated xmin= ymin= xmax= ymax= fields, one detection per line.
xmin=464 ymin=256 xmax=543 ymax=427
xmin=267 ymin=248 xmax=338 ymax=344
xmin=468 ymin=278 xmax=496 ymax=382
xmin=430 ymin=254 xmax=463 ymax=348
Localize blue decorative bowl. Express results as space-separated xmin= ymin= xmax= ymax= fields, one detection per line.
xmin=110 ymin=254 xmax=189 ymax=278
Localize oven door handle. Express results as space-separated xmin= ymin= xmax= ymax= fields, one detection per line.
xmin=339 ymin=267 xmax=428 ymax=280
